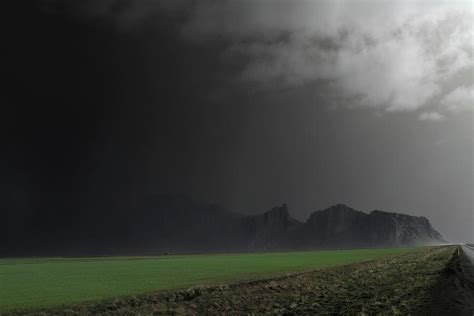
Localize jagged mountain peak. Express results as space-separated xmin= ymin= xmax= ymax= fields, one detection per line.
xmin=308 ymin=203 xmax=365 ymax=221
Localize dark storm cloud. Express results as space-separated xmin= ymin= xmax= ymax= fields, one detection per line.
xmin=40 ymin=0 xmax=188 ymax=22
xmin=49 ymin=0 xmax=473 ymax=119
xmin=2 ymin=0 xmax=210 ymax=252
xmin=2 ymin=0 xmax=473 ymax=255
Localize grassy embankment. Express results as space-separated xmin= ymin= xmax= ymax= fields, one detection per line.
xmin=0 ymin=247 xmax=420 ymax=312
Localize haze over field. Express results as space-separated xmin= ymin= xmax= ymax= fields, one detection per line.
xmin=2 ymin=0 xmax=473 ymax=255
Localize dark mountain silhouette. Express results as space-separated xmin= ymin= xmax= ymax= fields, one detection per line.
xmin=3 ymin=195 xmax=444 ymax=256
xmin=297 ymin=204 xmax=444 ymax=248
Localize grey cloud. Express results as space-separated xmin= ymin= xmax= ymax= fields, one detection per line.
xmin=419 ymin=112 xmax=445 ymax=121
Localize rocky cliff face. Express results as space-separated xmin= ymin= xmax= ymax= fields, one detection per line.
xmin=298 ymin=204 xmax=444 ymax=248
xmin=242 ymin=204 xmax=302 ymax=250
xmin=367 ymin=210 xmax=444 ymax=246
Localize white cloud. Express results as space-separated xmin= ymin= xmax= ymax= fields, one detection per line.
xmin=440 ymin=86 xmax=474 ymax=112
xmin=419 ymin=112 xmax=445 ymax=121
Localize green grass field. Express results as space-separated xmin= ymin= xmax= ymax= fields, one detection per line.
xmin=0 ymin=247 xmax=419 ymax=312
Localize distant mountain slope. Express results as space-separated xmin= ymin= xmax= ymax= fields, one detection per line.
xmin=241 ymin=204 xmax=302 ymax=250
xmin=3 ymin=195 xmax=445 ymax=256
xmin=87 ymin=197 xmax=445 ymax=254
xmin=298 ymin=204 xmax=444 ymax=248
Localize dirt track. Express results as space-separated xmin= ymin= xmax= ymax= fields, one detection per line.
xmin=23 ymin=246 xmax=470 ymax=315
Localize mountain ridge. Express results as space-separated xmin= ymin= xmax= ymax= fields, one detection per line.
xmin=3 ymin=195 xmax=445 ymax=256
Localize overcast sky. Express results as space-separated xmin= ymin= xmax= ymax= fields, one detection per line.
xmin=3 ymin=0 xmax=473 ymax=245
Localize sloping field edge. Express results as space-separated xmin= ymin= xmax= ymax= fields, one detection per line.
xmin=416 ymin=246 xmax=474 ymax=315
